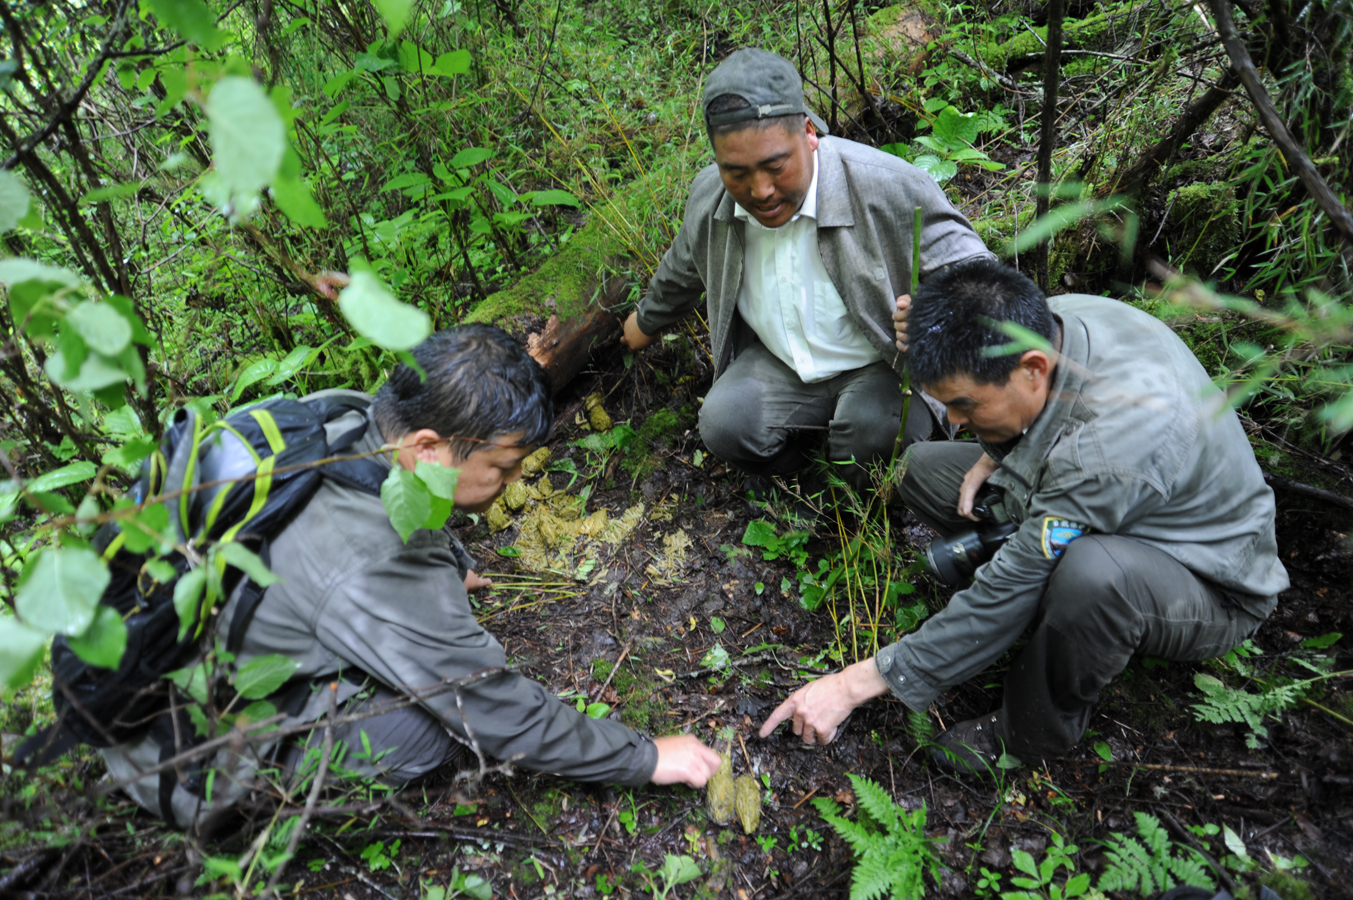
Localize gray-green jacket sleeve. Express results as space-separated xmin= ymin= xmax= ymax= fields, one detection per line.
xmin=314 ymin=546 xmax=658 ymax=786
xmin=634 ymin=172 xmax=719 ymax=337
xmin=876 ymin=474 xmax=1164 ymax=710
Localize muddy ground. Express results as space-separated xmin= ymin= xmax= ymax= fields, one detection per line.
xmin=3 ymin=335 xmax=1352 ymax=900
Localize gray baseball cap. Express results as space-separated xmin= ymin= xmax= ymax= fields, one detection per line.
xmin=703 ymin=47 xmax=830 ymax=135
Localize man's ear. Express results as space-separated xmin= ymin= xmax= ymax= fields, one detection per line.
xmin=804 ymin=116 xmax=820 ymax=150
xmin=1017 ymin=350 xmax=1053 ymax=384
xmin=401 ymin=428 xmax=444 ymax=467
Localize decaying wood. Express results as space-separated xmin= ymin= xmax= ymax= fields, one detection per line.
xmin=1263 ymin=472 xmax=1353 ymax=511
xmin=523 ymin=276 xmax=627 ymax=394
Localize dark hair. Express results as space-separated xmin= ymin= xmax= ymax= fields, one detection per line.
xmin=907 ymin=258 xmax=1055 ymax=386
xmin=371 ymin=324 xmax=553 ymax=461
xmin=705 ymin=93 xmax=806 ymax=141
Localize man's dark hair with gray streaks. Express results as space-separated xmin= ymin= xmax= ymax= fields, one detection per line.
xmin=907 ymin=258 xmax=1056 ymax=387
xmin=372 ymin=324 xmax=553 ymax=461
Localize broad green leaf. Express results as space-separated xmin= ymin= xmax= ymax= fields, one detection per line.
xmin=1301 ymin=632 xmax=1341 ymax=649
xmin=0 ymin=258 xmax=82 ymax=289
xmin=659 ymin=855 xmax=702 ymax=885
xmin=219 ymin=542 xmax=281 ymax=587
xmin=145 ymin=0 xmax=225 ymax=50
xmin=206 ymin=77 xmax=286 ymax=197
xmin=79 ymin=182 xmax=141 ymax=205
xmin=741 ymin=519 xmax=776 ymax=548
xmin=235 ymin=653 xmax=301 ymax=699
xmin=0 ymin=169 xmax=31 ymax=233
xmin=398 ymin=40 xmax=435 ymax=72
xmin=429 ymin=49 xmax=471 ymax=76
xmin=122 ymin=502 xmax=170 ymax=554
xmin=450 ymin=147 xmax=493 ymax=168
xmin=1222 ymin=824 xmax=1249 ymax=860
xmin=45 ymin=351 xmax=128 ymax=392
xmin=143 ymin=558 xmax=178 ymax=584
xmin=266 ymin=345 xmax=315 ymax=385
xmin=0 ymin=615 xmax=48 ymax=690
xmin=913 ymin=155 xmax=957 ymax=184
xmin=15 ymin=546 xmax=110 ymax=636
xmin=426 ymin=493 xmax=452 ymax=531
xmin=67 ymin=301 xmax=133 ymax=355
xmin=1093 ymin=740 xmax=1112 ymax=761
xmin=271 ymin=173 xmax=329 ymax=228
xmin=584 ymin=701 xmax=611 ymax=719
xmin=381 ymin=467 xmax=432 ymax=542
xmin=337 ymin=271 xmax=430 ymax=352
xmin=104 ymin=434 xmax=158 ymax=470
xmin=67 ymin=604 xmax=128 ymax=670
xmin=25 ymin=461 xmax=97 ymax=494
xmin=166 ymin=660 xmax=210 ymax=704
xmin=231 ymin=357 xmax=280 ymax=401
xmin=528 ymin=189 xmax=581 ymax=207
xmin=173 ymin=566 xmax=207 ymax=641
xmin=239 ymin=699 xmax=277 ymax=723
xmin=373 ymin=0 xmax=412 ymax=35
xmin=701 ymin=642 xmax=731 ymax=670
xmin=414 ymin=461 xmax=460 ymax=500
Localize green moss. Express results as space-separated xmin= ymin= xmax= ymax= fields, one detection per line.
xmin=464 ymin=211 xmax=623 ymax=326
xmin=1258 ymin=871 xmax=1315 ymax=900
xmin=979 ymin=5 xmax=1144 ymax=69
xmin=532 ymin=788 xmax=566 ymax=824
xmin=1166 ymin=182 xmax=1241 ymax=277
xmin=593 ymin=657 xmax=662 ymax=731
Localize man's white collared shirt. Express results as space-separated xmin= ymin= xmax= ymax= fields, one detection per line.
xmin=733 ymin=151 xmax=882 ymax=383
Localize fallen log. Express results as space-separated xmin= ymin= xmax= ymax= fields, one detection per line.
xmin=463 ymin=213 xmax=631 ymax=395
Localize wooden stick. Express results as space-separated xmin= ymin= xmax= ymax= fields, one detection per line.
xmin=1159 ymin=807 xmax=1239 ymax=895
xmin=1063 ymin=758 xmax=1277 ymax=778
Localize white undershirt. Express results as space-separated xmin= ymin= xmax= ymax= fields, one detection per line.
xmin=733 ymin=151 xmax=882 ymax=383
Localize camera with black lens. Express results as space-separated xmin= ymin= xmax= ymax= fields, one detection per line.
xmin=923 ymin=487 xmax=1018 ymax=586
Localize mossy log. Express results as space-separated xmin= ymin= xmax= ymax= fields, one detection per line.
xmin=977 ymin=2 xmax=1147 ymax=71
xmin=463 ymin=214 xmax=629 ymax=394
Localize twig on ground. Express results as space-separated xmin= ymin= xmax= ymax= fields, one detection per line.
xmin=678 ymin=650 xmax=777 ymax=680
xmin=1062 ymin=759 xmax=1278 ymax=778
xmin=1159 ymin=807 xmax=1239 ymax=894
xmin=597 ymin=641 xmax=633 ymax=698
xmin=1263 ymin=473 xmax=1353 ymax=512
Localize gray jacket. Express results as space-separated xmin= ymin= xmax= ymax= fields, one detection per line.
xmin=220 ymin=400 xmax=658 ymax=786
xmin=634 ymin=135 xmax=992 ymax=378
xmin=875 ymin=295 xmax=1288 ymax=710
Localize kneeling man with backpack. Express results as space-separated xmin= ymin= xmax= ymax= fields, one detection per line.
xmin=93 ymin=324 xmax=719 ymax=827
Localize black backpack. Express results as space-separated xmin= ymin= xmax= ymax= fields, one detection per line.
xmin=13 ymin=394 xmax=389 ymax=769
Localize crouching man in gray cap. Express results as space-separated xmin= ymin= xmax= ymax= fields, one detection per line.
xmin=760 ymin=259 xmax=1286 ymax=772
xmin=621 ymin=48 xmax=992 ymax=491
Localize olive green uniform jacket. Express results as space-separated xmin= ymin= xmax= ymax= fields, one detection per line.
xmin=874 ymin=295 xmax=1289 ymax=711
xmin=634 ymin=135 xmax=992 ymax=382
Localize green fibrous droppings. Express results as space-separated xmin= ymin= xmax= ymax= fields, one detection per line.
xmin=486 ymin=498 xmax=511 ymax=532
xmin=706 ymin=752 xmax=735 ymax=825
xmin=502 ymin=481 xmax=529 ymax=511
xmin=520 ymin=447 xmax=551 ymax=478
xmin=585 ymin=393 xmax=612 ymax=432
xmin=734 ymin=775 xmax=761 ymax=834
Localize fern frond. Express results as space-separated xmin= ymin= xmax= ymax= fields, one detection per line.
xmin=850 ymin=774 xmax=902 ymax=833
xmin=1168 ymin=852 xmax=1216 ymax=889
xmin=850 ymin=848 xmax=895 ymax=900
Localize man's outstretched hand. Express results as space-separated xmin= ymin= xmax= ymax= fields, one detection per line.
xmin=621 ymin=311 xmax=659 ymax=352
xmin=759 ymin=659 xmax=891 ymax=745
xmin=893 ymin=294 xmax=911 ymax=353
xmin=650 ymin=734 xmax=722 ymax=787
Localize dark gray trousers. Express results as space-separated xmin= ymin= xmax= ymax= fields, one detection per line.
xmin=698 ymin=341 xmax=934 ymax=489
xmin=281 ymin=685 xmax=462 ymax=788
xmin=899 ymin=442 xmax=1265 ymax=761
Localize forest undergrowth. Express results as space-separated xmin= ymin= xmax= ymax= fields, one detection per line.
xmin=1 ymin=0 xmax=1351 ymax=897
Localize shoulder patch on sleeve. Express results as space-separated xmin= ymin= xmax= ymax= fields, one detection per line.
xmin=1041 ymin=517 xmax=1088 ymax=558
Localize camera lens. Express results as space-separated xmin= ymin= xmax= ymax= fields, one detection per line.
xmin=924 ymin=530 xmax=985 ymax=585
